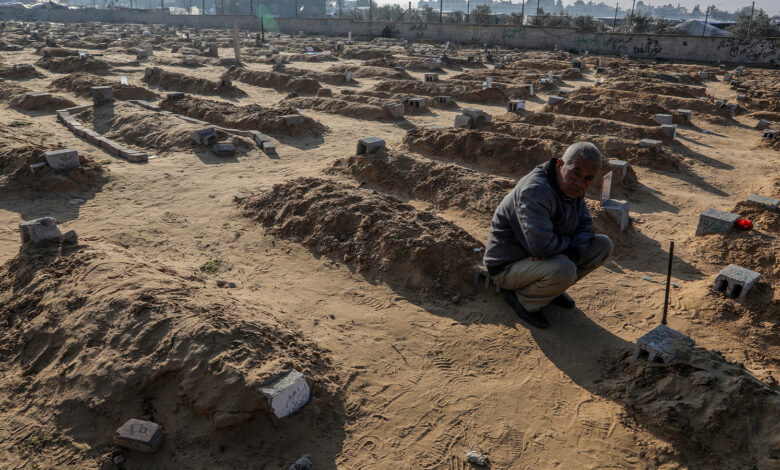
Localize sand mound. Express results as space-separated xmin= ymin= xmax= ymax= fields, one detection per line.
xmin=326 ymin=64 xmax=411 ymax=80
xmin=284 ymin=96 xmax=395 ymax=121
xmin=0 ymin=241 xmax=340 ymax=467
xmin=37 ymin=46 xmax=78 ymax=58
xmin=35 ymin=55 xmax=110 ymax=73
xmin=689 ymin=202 xmax=779 ymax=281
xmin=160 ymin=96 xmax=326 ymax=136
xmin=142 ymin=67 xmax=246 ymax=97
xmin=0 ymin=63 xmax=44 ymax=79
xmin=495 ymin=110 xmax=665 ymax=141
xmin=237 ymin=177 xmax=482 ymax=294
xmin=77 ymin=102 xmax=197 ymax=153
xmin=374 ymin=79 xmax=508 ymax=104
xmin=0 ymin=82 xmax=76 ymax=111
xmin=0 ymin=125 xmax=106 ymax=190
xmin=228 ymin=67 xmax=321 ymax=94
xmin=597 ymin=348 xmax=780 ymax=469
xmin=340 ymin=49 xmax=391 ymax=61
xmin=50 ymin=73 xmax=160 ymax=101
xmin=328 ymin=150 xmax=516 ymax=216
xmin=603 ymin=80 xmax=706 ymax=99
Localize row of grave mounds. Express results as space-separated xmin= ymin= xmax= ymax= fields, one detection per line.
xmin=0 ymin=240 xmax=343 ymax=467
xmin=0 ymin=82 xmax=76 ymax=112
xmin=142 ymin=67 xmax=246 ymax=98
xmin=34 ymin=54 xmax=110 ymax=74
xmin=283 ymin=95 xmax=398 ymax=121
xmin=227 ymin=66 xmax=321 ymax=95
xmin=159 ymin=95 xmax=327 ymax=137
xmin=236 ymin=176 xmax=482 ymax=296
xmin=373 ymin=79 xmax=513 ymax=105
xmin=50 ymin=72 xmax=160 ymax=101
xmin=0 ymin=122 xmax=106 ymax=191
xmin=0 ymin=63 xmax=44 ymax=80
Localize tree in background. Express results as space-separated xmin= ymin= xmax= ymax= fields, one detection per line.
xmin=420 ymin=4 xmax=438 ymax=23
xmin=375 ymin=4 xmax=403 ymax=21
xmin=449 ymin=10 xmax=464 ymax=23
xmin=653 ymin=18 xmax=678 ymax=34
xmin=621 ymin=12 xmax=653 ymax=33
xmin=728 ymin=9 xmax=780 ymax=37
xmin=471 ymin=5 xmax=492 ymax=24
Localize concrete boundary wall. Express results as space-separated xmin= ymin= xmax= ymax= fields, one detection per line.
xmin=1 ymin=6 xmax=777 ymax=64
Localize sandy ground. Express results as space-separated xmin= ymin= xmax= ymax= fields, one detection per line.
xmin=0 ymin=25 xmax=778 ymax=470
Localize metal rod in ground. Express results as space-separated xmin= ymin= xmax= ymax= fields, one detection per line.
xmin=661 ymin=240 xmax=674 ymax=325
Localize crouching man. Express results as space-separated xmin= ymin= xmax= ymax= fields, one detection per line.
xmin=483 ymin=142 xmax=613 ymax=329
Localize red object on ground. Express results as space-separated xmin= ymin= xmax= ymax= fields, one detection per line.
xmin=737 ymin=218 xmax=753 ymax=230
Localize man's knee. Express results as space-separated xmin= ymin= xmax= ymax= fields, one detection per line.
xmin=550 ymin=256 xmax=578 ymax=287
xmin=593 ymin=234 xmax=614 ymax=261
xmin=580 ymin=234 xmax=613 ymax=269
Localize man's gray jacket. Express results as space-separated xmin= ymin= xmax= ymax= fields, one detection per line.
xmin=483 ymin=158 xmax=595 ymax=276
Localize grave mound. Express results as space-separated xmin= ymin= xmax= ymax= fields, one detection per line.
xmin=374 ymin=79 xmax=508 ymax=104
xmin=285 ymin=96 xmax=393 ymax=121
xmin=0 ymin=241 xmax=339 ymax=467
xmin=237 ymin=177 xmax=482 ymax=293
xmin=37 ymin=46 xmax=78 ymax=58
xmin=597 ymin=347 xmax=780 ymax=469
xmin=0 ymin=82 xmax=76 ymax=111
xmin=0 ymin=125 xmax=106 ymax=190
xmin=35 ymin=55 xmax=110 ymax=73
xmin=143 ymin=68 xmax=246 ymax=97
xmin=160 ymin=96 xmax=326 ymax=135
xmin=0 ymin=63 xmax=44 ymax=79
xmin=227 ymin=67 xmax=321 ymax=94
xmin=326 ymin=64 xmax=411 ymax=80
xmin=50 ymin=72 xmax=160 ymax=101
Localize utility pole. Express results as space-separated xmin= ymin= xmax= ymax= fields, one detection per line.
xmin=201 ymin=0 xmax=204 ymax=15
xmin=612 ymin=2 xmax=618 ymax=30
xmin=370 ymin=0 xmax=373 ymax=24
xmin=339 ymin=0 xmax=342 ymax=19
xmin=440 ymin=0 xmax=443 ymax=23
xmin=746 ymin=1 xmax=755 ymax=38
xmin=467 ymin=0 xmax=470 ymax=23
xmin=628 ymin=0 xmax=636 ymax=33
xmin=536 ymin=0 xmax=540 ymax=18
xmin=249 ymin=0 xmax=252 ymax=16
xmin=520 ymin=0 xmax=524 ymax=24
xmin=294 ymin=0 xmax=297 ymax=18
xmin=701 ymin=5 xmax=709 ymax=36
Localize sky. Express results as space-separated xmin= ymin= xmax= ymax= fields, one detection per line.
xmin=372 ymin=0 xmax=779 ymax=14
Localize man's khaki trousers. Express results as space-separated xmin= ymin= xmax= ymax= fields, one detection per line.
xmin=491 ymin=235 xmax=613 ymax=312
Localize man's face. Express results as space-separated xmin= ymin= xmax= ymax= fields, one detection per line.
xmin=556 ymin=156 xmax=600 ymax=199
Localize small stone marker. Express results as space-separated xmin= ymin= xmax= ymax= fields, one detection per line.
xmin=356 ymin=137 xmax=385 ymax=155
xmin=385 ymin=102 xmax=404 ymax=119
xmin=316 ymin=88 xmax=333 ymax=97
xmin=406 ymin=97 xmax=426 ymax=110
xmin=214 ymin=143 xmax=235 ymax=156
xmin=462 ymin=107 xmax=492 ymax=123
xmin=695 ymin=208 xmax=740 ymax=235
xmin=747 ymin=194 xmax=779 ymax=210
xmin=764 ymin=129 xmax=778 ymax=139
xmin=190 ymin=127 xmax=217 ymax=145
xmin=547 ymin=95 xmax=563 ymax=105
xmin=434 ymin=95 xmax=451 ymax=104
xmin=608 ymin=159 xmax=629 ymax=183
xmin=466 ymin=450 xmax=489 ymax=466
xmin=673 ymin=109 xmax=692 ymax=124
xmin=261 ymin=141 xmax=276 ymax=154
xmin=524 ymin=83 xmax=534 ymax=96
xmin=507 ymin=99 xmax=525 ymax=112
xmin=660 ymin=124 xmax=677 ymax=141
xmin=454 ymin=114 xmax=472 ymax=128
xmin=259 ymin=369 xmax=310 ymax=419
xmin=726 ymin=103 xmax=738 ymax=117
xmin=653 ymin=114 xmax=674 ymax=125
xmin=600 ymin=171 xmax=613 ymax=204
xmin=167 ymin=92 xmax=185 ymax=100
xmin=600 ymin=172 xmax=629 ymax=232
xmin=19 ymin=217 xmax=62 ymax=244
xmin=345 ymin=71 xmax=352 ymax=82
xmin=632 ymin=324 xmax=695 ymax=364
xmin=425 ymin=59 xmax=441 ymax=70
xmin=283 ymin=115 xmax=304 ymax=127
xmin=113 ymin=418 xmax=164 ymax=454
xmin=699 ymin=70 xmax=708 ymax=78
xmin=714 ymin=264 xmax=761 ymax=298
xmin=90 ymin=86 xmax=113 ymax=105
xmin=755 ymin=119 xmax=771 ymax=130
xmin=394 ymin=66 xmax=405 ymax=72
xmin=289 ymin=454 xmax=314 ymax=470
xmin=638 ymin=139 xmax=662 ymax=152
xmin=424 ymin=73 xmax=439 ymax=82
xmin=44 ymin=149 xmax=79 ymax=170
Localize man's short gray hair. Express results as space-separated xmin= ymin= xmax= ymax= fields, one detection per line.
xmin=561 ymin=142 xmax=603 ymax=166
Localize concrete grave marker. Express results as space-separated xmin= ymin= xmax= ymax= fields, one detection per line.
xmin=406 ymin=97 xmax=426 ymax=110
xmin=608 ymin=160 xmax=630 ymax=183
xmin=189 ymin=127 xmax=217 ymax=145
xmin=507 ymin=100 xmax=525 ymax=112
xmin=747 ymin=194 xmax=779 ymax=210
xmin=638 ymin=139 xmax=662 ymax=152
xmin=44 ymin=149 xmax=79 ymax=170
xmin=283 ymin=115 xmax=304 ymax=127
xmin=756 ymin=119 xmax=771 ymax=130
xmin=547 ymin=95 xmax=563 ymax=105
xmin=654 ymin=114 xmax=674 ymax=125
xmin=695 ymin=208 xmax=740 ymax=235
xmin=673 ymin=109 xmax=692 ymax=124
xmin=600 ymin=171 xmax=613 ymax=205
xmin=113 ymin=419 xmax=164 ymax=453
xmin=214 ymin=143 xmax=235 ymax=156
xmin=660 ymin=124 xmax=677 ymax=141
xmin=385 ymin=102 xmax=404 ymax=119
xmin=424 ymin=73 xmax=439 ymax=82
xmin=454 ymin=114 xmax=472 ymax=128
xmin=633 ymin=324 xmax=695 ymax=364
xmin=19 ymin=217 xmax=62 ymax=244
xmin=714 ymin=264 xmax=761 ymax=298
xmin=462 ymin=108 xmax=491 ymax=123
xmin=763 ymin=129 xmax=777 ymax=139
xmin=90 ymin=86 xmax=113 ymax=105
xmin=356 ymin=137 xmax=385 ymax=155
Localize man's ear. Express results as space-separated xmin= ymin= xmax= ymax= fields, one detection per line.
xmin=556 ymin=158 xmax=564 ymax=170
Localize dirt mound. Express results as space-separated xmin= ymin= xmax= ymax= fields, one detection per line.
xmin=237 ymin=177 xmax=482 ymax=294
xmin=495 ymin=110 xmax=665 ymax=141
xmin=597 ymin=348 xmax=780 ymax=469
xmin=0 ymin=63 xmax=44 ymax=79
xmin=160 ymin=96 xmax=326 ymax=135
xmin=689 ymin=203 xmax=779 ymax=281
xmin=603 ymin=80 xmax=707 ymax=99
xmin=340 ymin=48 xmax=391 ymax=61
xmin=0 ymin=82 xmax=76 ymax=111
xmin=284 ymin=96 xmax=395 ymax=121
xmin=35 ymin=55 xmax=110 ymax=73
xmin=37 ymin=46 xmax=78 ymax=58
xmin=328 ymin=150 xmax=516 ymax=216
xmin=77 ymin=102 xmax=197 ymax=153
xmin=142 ymin=67 xmax=246 ymax=97
xmin=374 ymin=79 xmax=508 ymax=104
xmin=0 ymin=241 xmax=340 ymax=468
xmin=228 ymin=67 xmax=321 ymax=94
xmin=326 ymin=64 xmax=411 ymax=80
xmin=0 ymin=125 xmax=106 ymax=191
xmin=50 ymin=73 xmax=160 ymax=101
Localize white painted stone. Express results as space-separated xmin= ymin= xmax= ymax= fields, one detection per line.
xmin=44 ymin=149 xmax=79 ymax=170
xmin=259 ymin=370 xmax=310 ymax=419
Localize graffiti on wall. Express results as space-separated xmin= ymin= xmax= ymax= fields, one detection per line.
xmin=632 ymin=38 xmax=662 ymax=58
xmin=717 ymin=38 xmax=777 ymax=61
xmin=409 ymin=22 xmax=427 ymax=38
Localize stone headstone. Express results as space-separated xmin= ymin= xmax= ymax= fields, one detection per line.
xmin=695 ymin=208 xmax=740 ymax=236
xmin=507 ymin=99 xmax=525 ymax=112
xmin=714 ymin=264 xmax=761 ymax=298
xmin=113 ymin=419 xmax=164 ymax=454
xmin=356 ymin=137 xmax=386 ymax=155
xmin=90 ymin=86 xmax=113 ymax=105
xmin=19 ymin=217 xmax=62 ymax=244
xmin=660 ymin=124 xmax=677 ymax=141
xmin=259 ymin=370 xmax=310 ymax=419
xmin=755 ymin=119 xmax=771 ymax=130
xmin=44 ymin=149 xmax=79 ymax=170
xmin=600 ymin=171 xmax=613 ymax=205
xmin=633 ymin=324 xmax=695 ymax=364
xmin=454 ymin=114 xmax=472 ymax=128
xmin=214 ymin=143 xmax=235 ymax=156
xmin=189 ymin=127 xmax=217 ymax=145
xmin=283 ymin=115 xmax=304 ymax=127
xmin=747 ymin=194 xmax=779 ymax=210
xmin=602 ymin=199 xmax=630 ymax=232
xmin=653 ymin=114 xmax=674 ymax=125
xmin=462 ymin=107 xmax=491 ymax=123
xmin=547 ymin=95 xmax=563 ymax=105
xmin=608 ymin=160 xmax=629 ymax=183
xmin=385 ymin=102 xmax=404 ymax=119
xmin=424 ymin=73 xmax=439 ymax=82
xmin=673 ymin=109 xmax=692 ymax=124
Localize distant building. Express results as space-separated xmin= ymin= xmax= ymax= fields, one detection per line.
xmin=261 ymin=0 xmax=325 ymax=18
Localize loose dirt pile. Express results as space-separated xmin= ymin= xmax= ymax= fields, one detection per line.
xmin=597 ymin=348 xmax=780 ymax=469
xmin=0 ymin=124 xmax=106 ymax=190
xmin=284 ymin=96 xmax=395 ymax=121
xmin=77 ymin=102 xmax=196 ymax=153
xmin=37 ymin=46 xmax=78 ymax=58
xmin=160 ymin=96 xmax=326 ymax=135
xmin=602 ymin=80 xmax=707 ymax=99
xmin=549 ymin=88 xmax=670 ymax=126
xmin=237 ymin=177 xmax=482 ymax=293
xmin=142 ymin=68 xmax=246 ymax=97
xmin=496 ymin=110 xmax=665 ymax=141
xmin=326 ymin=64 xmax=411 ymax=80
xmin=50 ymin=72 xmax=160 ymax=101
xmin=0 ymin=82 xmax=76 ymax=111
xmin=35 ymin=55 xmax=110 ymax=73
xmin=0 ymin=63 xmax=44 ymax=79
xmin=227 ymin=67 xmax=321 ymax=94
xmin=340 ymin=49 xmax=392 ymax=61
xmin=0 ymin=241 xmax=341 ymax=468
xmin=282 ymin=66 xmax=357 ymax=86
xmin=374 ymin=79 xmax=508 ymax=104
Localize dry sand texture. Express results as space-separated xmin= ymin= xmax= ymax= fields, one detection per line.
xmin=0 ymin=22 xmax=778 ymax=470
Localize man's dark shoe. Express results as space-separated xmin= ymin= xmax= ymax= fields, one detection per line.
xmin=551 ymin=292 xmax=576 ymax=309
xmin=505 ymin=291 xmax=549 ymax=329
